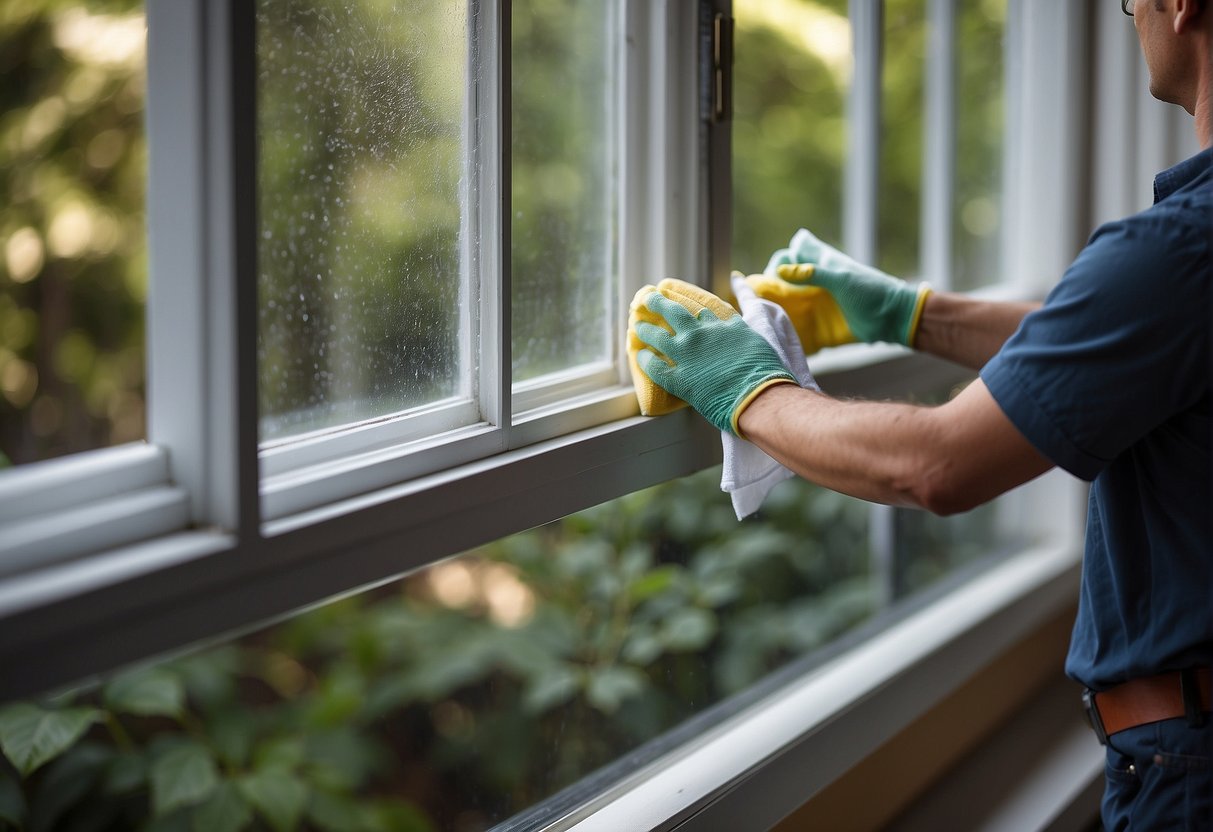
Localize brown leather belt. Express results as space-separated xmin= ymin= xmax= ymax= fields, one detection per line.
xmin=1084 ymin=668 xmax=1212 ymax=745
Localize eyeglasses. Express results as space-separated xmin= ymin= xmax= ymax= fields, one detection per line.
xmin=1122 ymin=0 xmax=1134 ymax=15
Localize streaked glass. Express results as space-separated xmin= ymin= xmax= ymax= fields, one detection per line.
xmin=257 ymin=0 xmax=467 ymax=441
xmin=511 ymin=0 xmax=614 ymax=384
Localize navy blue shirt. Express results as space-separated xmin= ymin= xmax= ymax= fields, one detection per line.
xmin=981 ymin=147 xmax=1212 ymax=691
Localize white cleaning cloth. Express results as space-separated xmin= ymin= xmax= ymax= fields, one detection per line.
xmin=721 ymin=273 xmax=819 ymax=520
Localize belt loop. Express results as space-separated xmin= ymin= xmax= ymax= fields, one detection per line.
xmin=1083 ymin=688 xmax=1108 ymax=745
xmin=1180 ymin=669 xmax=1207 ymax=728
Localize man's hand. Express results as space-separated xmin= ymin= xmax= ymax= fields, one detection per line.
xmin=748 ymin=228 xmax=932 ymax=349
xmin=633 ymin=279 xmax=797 ymax=436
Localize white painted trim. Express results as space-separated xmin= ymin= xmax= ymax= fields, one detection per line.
xmin=0 ymin=443 xmax=169 ymax=525
xmin=258 ymin=399 xmax=482 ymax=477
xmin=845 ymin=0 xmax=881 ymax=264
xmin=145 ymin=0 xmax=209 ymax=526
xmin=260 ymin=423 xmax=503 ymax=520
xmin=1002 ymin=0 xmax=1089 ymax=295
xmin=0 ymin=487 xmax=190 ymax=578
xmin=511 ymin=364 xmax=620 ymax=415
xmin=922 ymin=0 xmax=957 ymax=290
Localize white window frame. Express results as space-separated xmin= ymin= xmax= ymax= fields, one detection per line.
xmin=1 ymin=0 xmax=1188 ymax=827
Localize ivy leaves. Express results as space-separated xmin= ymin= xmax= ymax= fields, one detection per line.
xmin=0 ymin=704 xmax=100 ymax=778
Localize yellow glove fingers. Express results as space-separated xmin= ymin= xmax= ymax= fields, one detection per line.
xmin=775 ymin=262 xmax=817 ymax=286
xmin=742 ymin=272 xmax=855 ymax=355
xmin=627 ymin=283 xmax=691 ymax=417
xmin=627 ymin=279 xmax=747 ymax=417
xmin=656 ymin=278 xmax=738 ymax=321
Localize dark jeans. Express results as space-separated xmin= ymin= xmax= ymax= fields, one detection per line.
xmin=1102 ymin=717 xmax=1213 ymax=831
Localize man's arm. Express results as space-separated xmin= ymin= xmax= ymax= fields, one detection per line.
xmin=913 ymin=292 xmax=1041 ymax=370
xmin=738 ymin=378 xmax=1053 ymax=514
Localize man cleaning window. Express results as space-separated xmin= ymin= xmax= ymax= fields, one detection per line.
xmin=630 ymin=1 xmax=1211 ymax=828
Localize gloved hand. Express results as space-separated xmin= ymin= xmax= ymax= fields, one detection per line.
xmin=747 ymin=228 xmax=932 ymax=350
xmin=631 ymin=279 xmax=797 ymax=436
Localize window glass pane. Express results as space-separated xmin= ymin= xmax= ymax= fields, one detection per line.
xmin=732 ymin=0 xmax=850 ymax=275
xmin=878 ymin=0 xmax=926 ymax=278
xmin=952 ymin=0 xmax=1005 ymax=291
xmin=511 ymin=1 xmax=614 ymax=384
xmin=0 ymin=1 xmax=147 ymax=467
xmin=257 ymin=0 xmax=467 ymax=442
xmin=3 ymin=465 xmax=1024 ymax=829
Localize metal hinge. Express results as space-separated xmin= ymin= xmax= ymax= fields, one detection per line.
xmin=712 ymin=12 xmax=733 ymax=123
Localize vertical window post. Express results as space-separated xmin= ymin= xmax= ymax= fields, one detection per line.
xmin=473 ymin=0 xmax=511 ymax=438
xmin=146 ymin=0 xmax=261 ymax=537
xmin=921 ymin=0 xmax=956 ymax=291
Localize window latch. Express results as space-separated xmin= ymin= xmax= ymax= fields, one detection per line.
xmin=712 ymin=12 xmax=733 ymax=124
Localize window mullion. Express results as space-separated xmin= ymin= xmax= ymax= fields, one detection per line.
xmin=847 ymin=0 xmax=896 ymax=609
xmin=227 ymin=0 xmax=263 ymax=539
xmin=705 ymin=0 xmax=733 ymax=294
xmin=145 ymin=0 xmax=261 ymax=537
xmin=145 ymin=0 xmax=208 ymax=524
xmin=844 ymin=0 xmax=881 ymax=264
xmin=921 ymin=0 xmax=956 ymax=291
xmin=476 ymin=0 xmax=512 ymax=445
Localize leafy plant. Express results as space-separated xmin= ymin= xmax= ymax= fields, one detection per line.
xmin=0 ymin=467 xmax=897 ymax=831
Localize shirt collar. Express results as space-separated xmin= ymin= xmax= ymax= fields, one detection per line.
xmin=1154 ymin=146 xmax=1213 ymax=204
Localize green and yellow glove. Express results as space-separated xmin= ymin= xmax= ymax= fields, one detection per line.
xmin=629 ymin=279 xmax=797 ymax=436
xmin=747 ymin=228 xmax=931 ymax=351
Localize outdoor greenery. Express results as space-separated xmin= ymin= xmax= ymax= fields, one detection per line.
xmin=0 ymin=0 xmax=146 ymax=464
xmin=0 ymin=468 xmax=918 ymax=832
xmin=1 ymin=0 xmax=1008 ymax=830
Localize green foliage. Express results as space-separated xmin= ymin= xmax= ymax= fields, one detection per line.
xmin=0 ymin=460 xmax=997 ymax=829
xmin=0 ymin=466 xmax=898 ymax=830
xmin=0 ymin=703 xmax=99 ymax=778
xmin=237 ymin=770 xmax=307 ymax=832
xmin=732 ymin=0 xmax=1006 ymax=286
xmin=102 ymin=669 xmax=184 ymax=720
xmin=0 ymin=0 xmax=147 ymax=464
xmin=732 ymin=0 xmax=850 ymax=274
xmin=150 ymin=742 xmax=219 ymax=818
xmin=192 ymin=784 xmax=254 ymax=832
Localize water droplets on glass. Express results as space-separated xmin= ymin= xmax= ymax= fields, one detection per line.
xmin=257 ymin=0 xmax=467 ymax=441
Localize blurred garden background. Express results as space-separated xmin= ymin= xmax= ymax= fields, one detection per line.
xmin=1 ymin=0 xmax=1009 ymax=830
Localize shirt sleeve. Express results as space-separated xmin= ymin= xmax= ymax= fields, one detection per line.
xmin=981 ymin=209 xmax=1211 ymax=481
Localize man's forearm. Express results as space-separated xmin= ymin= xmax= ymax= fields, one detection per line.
xmin=738 ymin=384 xmax=953 ymax=510
xmin=913 ymin=292 xmax=1040 ymax=369
xmin=738 ymin=380 xmax=1053 ymax=515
